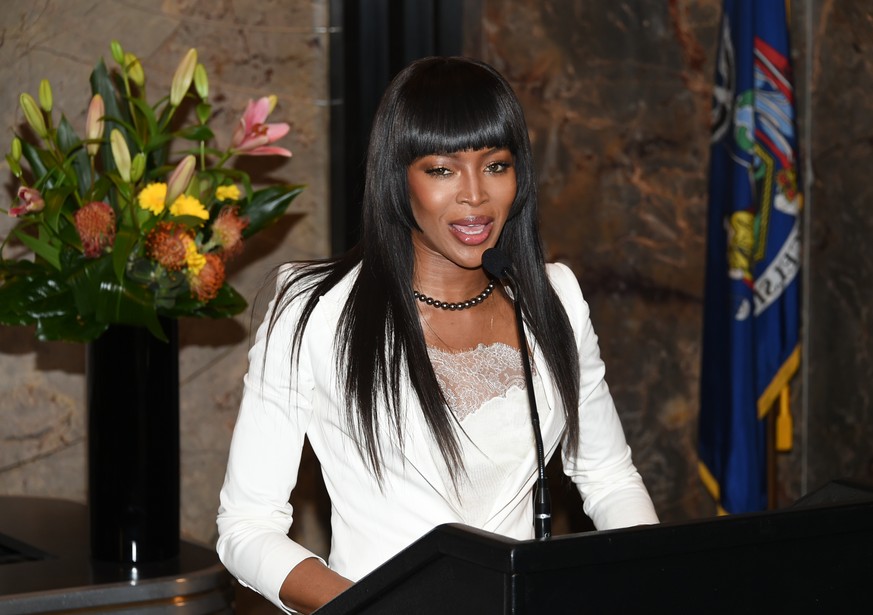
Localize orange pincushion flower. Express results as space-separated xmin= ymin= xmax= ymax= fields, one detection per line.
xmin=211 ymin=206 xmax=248 ymax=259
xmin=188 ymin=253 xmax=225 ymax=301
xmin=74 ymin=201 xmax=116 ymax=258
xmin=146 ymin=222 xmax=189 ymax=270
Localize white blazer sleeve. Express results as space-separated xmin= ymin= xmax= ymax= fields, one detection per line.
xmin=216 ymin=269 xmax=323 ymax=612
xmin=549 ymin=262 xmax=660 ymax=530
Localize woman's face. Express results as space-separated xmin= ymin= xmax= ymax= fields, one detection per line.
xmin=407 ymin=147 xmax=517 ymax=271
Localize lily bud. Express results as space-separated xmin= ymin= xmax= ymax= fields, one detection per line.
xmin=169 ymin=48 xmax=198 ymax=107
xmin=196 ymin=102 xmax=211 ymax=125
xmin=19 ymin=93 xmax=48 ymax=139
xmin=267 ymin=95 xmax=278 ymax=114
xmin=194 ymin=63 xmax=209 ymax=100
xmin=11 ymin=137 xmax=22 ymax=162
xmin=85 ymin=94 xmax=105 ymax=157
xmin=110 ymin=130 xmax=131 ymax=182
xmin=6 ymin=154 xmax=22 ymax=178
xmin=130 ymin=152 xmax=146 ymax=182
xmin=39 ymin=79 xmax=53 ymax=112
xmin=165 ymin=155 xmax=196 ymax=205
xmin=125 ymin=52 xmax=145 ymax=87
xmin=111 ymin=40 xmax=125 ymax=65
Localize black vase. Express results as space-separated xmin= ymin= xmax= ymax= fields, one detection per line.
xmin=86 ymin=319 xmax=180 ymax=563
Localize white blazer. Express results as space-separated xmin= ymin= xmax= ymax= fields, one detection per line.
xmin=216 ymin=262 xmax=658 ymax=612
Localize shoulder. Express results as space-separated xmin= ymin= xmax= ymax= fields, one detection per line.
xmin=275 ymin=261 xmax=360 ymax=303
xmin=269 ymin=262 xmax=360 ymax=329
xmin=545 ymin=262 xmax=591 ymax=329
xmin=545 ymin=261 xmax=577 ymax=289
xmin=545 ymin=262 xmax=583 ymax=304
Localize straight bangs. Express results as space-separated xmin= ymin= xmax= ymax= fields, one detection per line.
xmin=394 ymin=71 xmax=517 ymax=165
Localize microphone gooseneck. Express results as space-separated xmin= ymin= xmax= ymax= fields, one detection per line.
xmin=481 ymin=248 xmax=552 ymax=540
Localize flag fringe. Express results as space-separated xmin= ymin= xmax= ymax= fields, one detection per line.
xmin=698 ymin=461 xmax=729 ymax=515
xmin=757 ymin=344 xmax=801 ymax=419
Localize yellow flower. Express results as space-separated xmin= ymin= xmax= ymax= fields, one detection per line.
xmin=215 ymin=184 xmax=241 ymax=202
xmin=170 ymin=194 xmax=209 ymax=222
xmin=138 ymin=183 xmax=167 ymax=214
xmin=184 ymin=236 xmax=206 ymax=275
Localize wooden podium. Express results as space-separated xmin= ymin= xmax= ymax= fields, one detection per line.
xmin=316 ymin=481 xmax=873 ymax=614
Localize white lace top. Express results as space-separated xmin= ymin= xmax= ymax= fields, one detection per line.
xmin=427 ymin=342 xmax=550 ymax=527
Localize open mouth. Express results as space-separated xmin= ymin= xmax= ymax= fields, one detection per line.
xmin=449 ymin=218 xmax=494 ymax=245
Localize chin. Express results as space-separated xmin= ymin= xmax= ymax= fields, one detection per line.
xmin=450 ymin=248 xmax=492 ymax=270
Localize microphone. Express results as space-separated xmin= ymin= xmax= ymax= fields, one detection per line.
xmin=481 ymin=248 xmax=552 ymax=540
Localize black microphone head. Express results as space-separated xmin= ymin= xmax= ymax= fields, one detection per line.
xmin=482 ymin=248 xmax=513 ymax=279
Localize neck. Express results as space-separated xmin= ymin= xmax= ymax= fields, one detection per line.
xmin=412 ymin=259 xmax=490 ymax=303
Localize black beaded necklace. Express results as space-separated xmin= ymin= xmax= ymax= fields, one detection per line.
xmin=413 ymin=280 xmax=496 ymax=311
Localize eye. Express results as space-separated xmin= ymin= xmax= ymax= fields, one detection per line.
xmin=485 ymin=161 xmax=512 ymax=174
xmin=424 ymin=166 xmax=453 ymax=177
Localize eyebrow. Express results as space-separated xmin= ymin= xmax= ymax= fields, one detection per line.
xmin=428 ymin=147 xmax=506 ymax=159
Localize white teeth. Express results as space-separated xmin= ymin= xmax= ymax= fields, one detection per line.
xmin=453 ymin=224 xmax=485 ymax=235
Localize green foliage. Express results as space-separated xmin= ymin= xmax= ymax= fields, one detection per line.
xmin=0 ymin=41 xmax=303 ymax=342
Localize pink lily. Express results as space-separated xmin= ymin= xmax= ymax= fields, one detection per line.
xmin=10 ymin=187 xmax=45 ymax=217
xmin=230 ymin=96 xmax=292 ymax=157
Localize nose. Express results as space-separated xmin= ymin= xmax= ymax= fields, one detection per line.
xmin=457 ymin=172 xmax=488 ymax=207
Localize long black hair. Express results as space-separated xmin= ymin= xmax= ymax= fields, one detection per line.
xmin=267 ymin=56 xmax=579 ymax=481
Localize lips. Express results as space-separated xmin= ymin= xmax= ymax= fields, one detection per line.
xmin=449 ymin=216 xmax=494 ymax=245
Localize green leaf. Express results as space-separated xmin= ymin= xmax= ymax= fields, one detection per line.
xmin=56 ymin=115 xmax=92 ymax=198
xmin=137 ymin=208 xmax=160 ymax=234
xmin=142 ymin=132 xmax=176 ymax=158
xmin=42 ymin=184 xmax=75 ymax=233
xmin=112 ymin=227 xmax=139 ymax=282
xmin=24 ymin=151 xmax=65 ymax=193
xmin=100 ymin=113 xmax=138 ymax=141
xmin=19 ymin=139 xmax=50 ymax=182
xmin=0 ymin=268 xmax=62 ymax=324
xmin=170 ymin=215 xmax=211 ymax=229
xmin=176 ymin=124 xmax=214 ymax=142
xmin=91 ymin=174 xmax=114 ymax=203
xmin=60 ymin=251 xmax=167 ymax=341
xmin=127 ymin=96 xmax=160 ymax=148
xmin=13 ymin=229 xmax=61 ymax=270
xmin=64 ymin=251 xmax=107 ymax=317
xmin=239 ymin=184 xmax=305 ymax=238
xmin=0 ymin=267 xmax=106 ymax=341
xmin=163 ymin=282 xmax=247 ymax=319
xmin=56 ymin=218 xmax=83 ymax=251
xmin=35 ymin=315 xmax=107 ymax=343
xmin=94 ymin=275 xmax=166 ymax=341
xmin=202 ymin=283 xmax=248 ymax=317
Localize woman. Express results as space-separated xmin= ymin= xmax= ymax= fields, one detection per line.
xmin=217 ymin=56 xmax=658 ymax=614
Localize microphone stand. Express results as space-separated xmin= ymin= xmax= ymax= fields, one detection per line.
xmin=483 ymin=247 xmax=551 ymax=540
xmin=510 ymin=291 xmax=552 ymax=540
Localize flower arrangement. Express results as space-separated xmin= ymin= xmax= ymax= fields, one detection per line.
xmin=0 ymin=41 xmax=303 ymax=342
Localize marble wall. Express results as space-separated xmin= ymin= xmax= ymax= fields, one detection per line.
xmin=0 ymin=0 xmax=331 ymax=557
xmin=800 ymin=0 xmax=873 ymax=500
xmin=465 ymin=0 xmax=720 ymax=522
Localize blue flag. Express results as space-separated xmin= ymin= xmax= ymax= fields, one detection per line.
xmin=699 ymin=0 xmax=802 ymax=514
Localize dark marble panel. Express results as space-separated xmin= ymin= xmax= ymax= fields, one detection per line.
xmin=804 ymin=1 xmax=873 ymax=495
